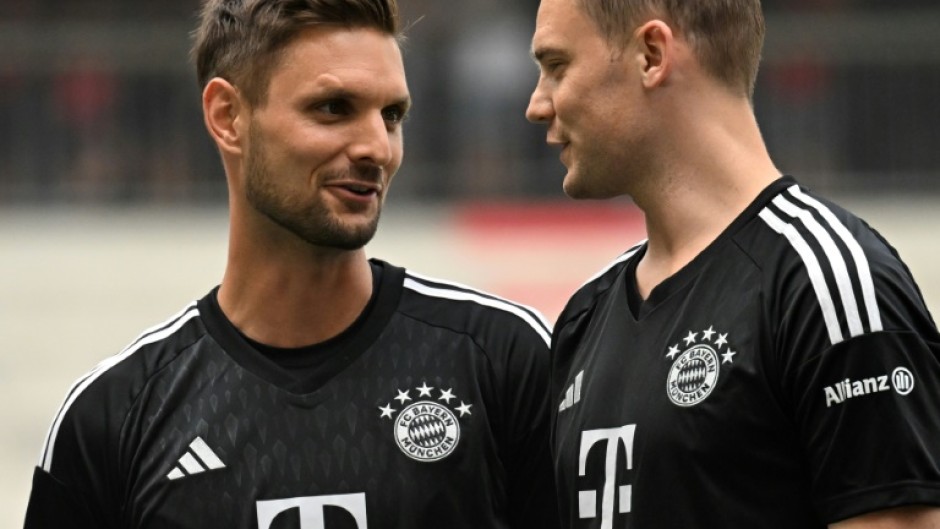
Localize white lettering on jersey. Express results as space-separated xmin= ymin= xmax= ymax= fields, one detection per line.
xmin=666 ymin=345 xmax=720 ymax=407
xmin=823 ymin=367 xmax=915 ymax=407
xmin=394 ymin=401 xmax=460 ymax=461
xmin=578 ymin=425 xmax=636 ymax=529
xmin=663 ymin=326 xmax=738 ymax=408
xmin=257 ymin=493 xmax=367 ymax=529
xmin=378 ymin=383 xmax=467 ymax=462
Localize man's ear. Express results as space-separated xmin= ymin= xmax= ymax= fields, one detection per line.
xmin=202 ymin=77 xmax=246 ymax=156
xmin=634 ymin=20 xmax=674 ymax=89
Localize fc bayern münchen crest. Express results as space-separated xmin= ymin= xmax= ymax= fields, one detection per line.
xmin=378 ymin=382 xmax=472 ymax=462
xmin=665 ymin=326 xmax=738 ymax=407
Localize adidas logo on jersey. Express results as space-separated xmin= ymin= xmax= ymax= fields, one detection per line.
xmin=166 ymin=436 xmax=226 ymax=480
xmin=558 ymin=370 xmax=584 ymax=412
xmin=823 ymin=367 xmax=915 ymax=407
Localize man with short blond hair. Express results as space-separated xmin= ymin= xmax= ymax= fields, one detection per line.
xmin=527 ymin=0 xmax=940 ymax=527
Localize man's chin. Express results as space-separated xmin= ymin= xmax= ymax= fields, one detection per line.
xmin=261 ymin=210 xmax=379 ymax=251
xmin=562 ymin=172 xmax=592 ymax=199
xmin=314 ymin=219 xmax=379 ymax=250
xmin=562 ymin=168 xmax=625 ymax=200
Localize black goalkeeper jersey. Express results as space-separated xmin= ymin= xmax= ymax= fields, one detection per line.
xmin=26 ymin=260 xmax=559 ymax=529
xmin=551 ymin=177 xmax=940 ymax=528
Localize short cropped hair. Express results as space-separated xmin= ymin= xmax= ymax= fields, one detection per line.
xmin=577 ymin=0 xmax=765 ymax=98
xmin=192 ymin=0 xmax=400 ymax=106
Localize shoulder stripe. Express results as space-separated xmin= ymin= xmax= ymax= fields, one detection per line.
xmin=402 ymin=276 xmax=551 ymax=347
xmin=119 ymin=301 xmax=201 ymax=356
xmin=405 ymin=270 xmax=552 ymax=332
xmin=581 ymin=242 xmax=646 ymax=288
xmin=759 ymin=208 xmax=845 ymax=345
xmin=39 ymin=303 xmax=201 ymax=472
xmin=772 ymin=194 xmax=865 ymax=337
xmin=47 ymin=302 xmax=200 ymax=432
xmin=786 ymin=185 xmax=882 ymax=332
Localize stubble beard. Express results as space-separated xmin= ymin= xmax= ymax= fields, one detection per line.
xmin=562 ymin=153 xmax=623 ymax=200
xmin=244 ymin=125 xmax=381 ymax=251
xmin=563 ymin=132 xmax=651 ymax=200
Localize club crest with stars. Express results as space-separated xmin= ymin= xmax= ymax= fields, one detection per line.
xmin=378 ymin=382 xmax=472 ymax=462
xmin=665 ymin=326 xmax=738 ymax=407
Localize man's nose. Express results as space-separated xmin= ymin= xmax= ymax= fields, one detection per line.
xmin=526 ymin=80 xmax=554 ymax=124
xmin=349 ymin=113 xmax=394 ymax=167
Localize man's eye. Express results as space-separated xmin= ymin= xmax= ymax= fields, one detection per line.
xmin=317 ymin=100 xmax=349 ymax=115
xmin=545 ymin=62 xmax=565 ymax=75
xmin=382 ymin=106 xmax=407 ymax=124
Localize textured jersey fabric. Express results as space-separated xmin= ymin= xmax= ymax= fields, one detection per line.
xmin=26 ymin=260 xmax=559 ymax=529
xmin=551 ymin=176 xmax=940 ymax=528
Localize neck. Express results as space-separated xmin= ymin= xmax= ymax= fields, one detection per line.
xmin=634 ymin=86 xmax=780 ymax=298
xmin=218 ymin=205 xmax=374 ymax=348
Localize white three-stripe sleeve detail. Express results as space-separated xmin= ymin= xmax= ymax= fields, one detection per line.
xmin=40 ymin=301 xmax=200 ymax=458
xmin=759 ymin=209 xmax=844 ymax=345
xmin=40 ymin=306 xmax=201 ymax=472
xmin=581 ymin=243 xmax=646 ymax=288
xmin=117 ymin=302 xmax=198 ymax=355
xmin=403 ymin=278 xmax=551 ymax=347
xmin=404 ymin=271 xmax=552 ymax=333
xmin=772 ymin=195 xmax=865 ymax=337
xmin=787 ymin=186 xmax=883 ymax=332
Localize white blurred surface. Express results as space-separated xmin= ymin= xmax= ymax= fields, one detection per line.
xmin=2 ymin=197 xmax=938 ymax=527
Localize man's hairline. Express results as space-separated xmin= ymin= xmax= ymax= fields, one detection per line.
xmin=226 ymin=23 xmax=405 ymax=110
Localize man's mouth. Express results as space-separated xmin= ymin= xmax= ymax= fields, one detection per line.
xmin=342 ymin=183 xmax=378 ymax=196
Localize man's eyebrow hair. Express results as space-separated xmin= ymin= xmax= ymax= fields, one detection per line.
xmin=306 ymin=88 xmax=412 ymax=108
xmin=310 ymin=87 xmax=357 ymax=100
xmin=531 ymin=46 xmax=566 ymax=63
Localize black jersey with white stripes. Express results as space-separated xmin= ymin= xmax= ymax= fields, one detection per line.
xmin=25 ymin=259 xmax=559 ymax=529
xmin=551 ymin=176 xmax=940 ymax=528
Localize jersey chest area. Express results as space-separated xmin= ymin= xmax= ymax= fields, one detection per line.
xmin=124 ymin=332 xmax=503 ymax=529
xmin=553 ymin=263 xmax=814 ymax=527
xmin=556 ymin=260 xmax=770 ymax=420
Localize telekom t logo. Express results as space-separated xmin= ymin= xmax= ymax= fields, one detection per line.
xmin=257 ymin=493 xmax=367 ymax=529
xmin=579 ymin=425 xmax=636 ymax=529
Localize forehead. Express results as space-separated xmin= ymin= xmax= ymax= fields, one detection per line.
xmin=266 ymin=26 xmax=408 ymax=101
xmin=531 ymin=0 xmax=607 ymax=58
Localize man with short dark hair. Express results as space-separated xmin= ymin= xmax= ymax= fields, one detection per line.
xmin=24 ymin=1 xmax=559 ymax=527
xmin=526 ymin=0 xmax=940 ymax=527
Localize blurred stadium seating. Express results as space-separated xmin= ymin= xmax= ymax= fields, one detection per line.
xmin=2 ymin=1 xmax=939 ymax=526
xmin=1 ymin=1 xmax=939 ymax=202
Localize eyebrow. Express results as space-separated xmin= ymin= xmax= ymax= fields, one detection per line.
xmin=530 ymin=46 xmax=567 ymax=65
xmin=308 ymin=87 xmax=412 ymax=111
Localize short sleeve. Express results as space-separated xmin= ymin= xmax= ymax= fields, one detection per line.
xmin=24 ymin=465 xmax=100 ymax=529
xmin=25 ymin=367 xmax=130 ymax=529
xmin=775 ymin=232 xmax=940 ymax=522
xmin=792 ymin=330 xmax=940 ymax=521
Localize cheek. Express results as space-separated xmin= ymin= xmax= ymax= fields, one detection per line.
xmin=554 ymin=83 xmax=605 ymax=130
xmin=388 ymin=135 xmax=405 ymax=170
xmin=551 ymin=86 xmax=578 ymax=120
xmin=281 ymin=136 xmax=342 ymax=176
xmin=272 ymin=117 xmax=339 ymax=159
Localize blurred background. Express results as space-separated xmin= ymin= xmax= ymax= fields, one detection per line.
xmin=2 ymin=1 xmax=939 ymax=526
